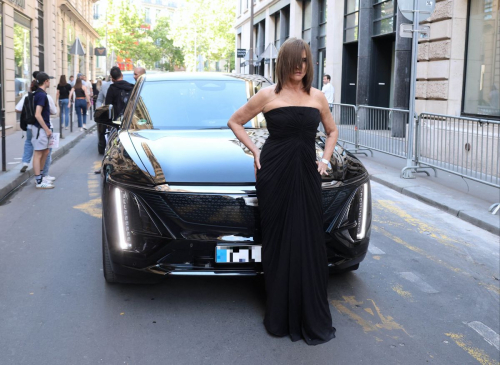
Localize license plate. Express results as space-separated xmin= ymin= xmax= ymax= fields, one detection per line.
xmin=215 ymin=245 xmax=261 ymax=263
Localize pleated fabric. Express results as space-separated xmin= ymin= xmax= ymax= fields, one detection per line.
xmin=255 ymin=106 xmax=336 ymax=345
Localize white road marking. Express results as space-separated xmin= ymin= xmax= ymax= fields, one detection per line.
xmin=398 ymin=272 xmax=439 ymax=293
xmin=13 ymin=157 xmax=22 ymax=160
xmin=7 ymin=162 xmax=20 ymax=165
xmin=466 ymin=321 xmax=500 ymax=351
xmin=368 ymin=245 xmax=386 ymax=255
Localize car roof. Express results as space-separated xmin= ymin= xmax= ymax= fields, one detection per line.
xmin=142 ymin=72 xmax=271 ymax=84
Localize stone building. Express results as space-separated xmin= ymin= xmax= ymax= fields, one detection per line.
xmin=1 ymin=0 xmax=99 ymax=135
xmin=234 ymin=0 xmax=499 ymax=120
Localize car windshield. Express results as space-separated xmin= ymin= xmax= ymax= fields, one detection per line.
xmin=128 ymin=80 xmax=257 ymax=130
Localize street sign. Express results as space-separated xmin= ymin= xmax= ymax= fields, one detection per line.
xmin=398 ymin=0 xmax=436 ymax=21
xmin=94 ymin=47 xmax=107 ymax=56
xmin=400 ymin=23 xmax=430 ymax=39
xmin=237 ymin=49 xmax=246 ymax=58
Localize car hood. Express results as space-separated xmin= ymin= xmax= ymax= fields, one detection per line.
xmin=128 ymin=129 xmax=261 ymax=184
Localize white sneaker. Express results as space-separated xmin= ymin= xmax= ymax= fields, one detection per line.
xmin=43 ymin=175 xmax=56 ymax=182
xmin=36 ymin=181 xmax=54 ymax=189
xmin=83 ymin=125 xmax=88 ymax=130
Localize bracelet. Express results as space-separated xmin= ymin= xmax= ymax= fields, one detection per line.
xmin=321 ymin=158 xmax=329 ymax=165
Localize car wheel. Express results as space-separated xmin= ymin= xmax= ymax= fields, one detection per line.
xmin=102 ymin=223 xmax=118 ymax=284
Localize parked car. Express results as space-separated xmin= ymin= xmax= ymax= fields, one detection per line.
xmin=94 ymin=73 xmax=372 ymax=283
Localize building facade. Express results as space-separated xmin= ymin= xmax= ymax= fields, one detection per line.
xmin=235 ymin=0 xmax=499 ymax=120
xmin=1 ymin=0 xmax=100 ymax=135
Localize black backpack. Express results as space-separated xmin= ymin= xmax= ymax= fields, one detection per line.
xmin=20 ymin=89 xmax=47 ymax=131
xmin=20 ymin=92 xmax=36 ymax=131
xmin=117 ymin=88 xmax=132 ymax=117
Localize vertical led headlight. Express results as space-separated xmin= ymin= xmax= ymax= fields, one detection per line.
xmin=114 ymin=187 xmax=132 ymax=250
xmin=356 ymin=182 xmax=369 ymax=240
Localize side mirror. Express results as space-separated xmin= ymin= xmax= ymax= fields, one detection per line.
xmin=94 ymin=105 xmax=117 ymax=127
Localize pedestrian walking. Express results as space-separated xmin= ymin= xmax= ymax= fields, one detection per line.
xmin=68 ymin=78 xmax=90 ymax=131
xmin=105 ymin=66 xmax=134 ymax=119
xmin=32 ymin=72 xmax=57 ymax=189
xmin=227 ymin=38 xmax=339 ymax=345
xmin=16 ymin=78 xmax=57 ymax=178
xmin=321 ymin=74 xmax=334 ymax=111
xmin=56 ymin=75 xmax=71 ymax=130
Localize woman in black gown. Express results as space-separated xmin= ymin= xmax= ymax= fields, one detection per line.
xmin=227 ymin=38 xmax=339 ymax=345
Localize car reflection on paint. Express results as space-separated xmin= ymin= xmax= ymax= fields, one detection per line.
xmin=94 ymin=73 xmax=372 ymax=283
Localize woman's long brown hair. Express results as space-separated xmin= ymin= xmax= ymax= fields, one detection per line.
xmin=274 ymin=38 xmax=314 ymax=94
xmin=74 ymin=78 xmax=83 ymax=89
xmin=58 ymin=75 xmax=67 ymax=87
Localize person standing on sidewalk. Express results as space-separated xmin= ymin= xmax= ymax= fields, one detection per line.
xmin=17 ymin=79 xmax=57 ymax=179
xmin=32 ymin=73 xmax=55 ymax=189
xmin=321 ymin=75 xmax=334 ymax=112
xmin=133 ymin=67 xmax=146 ymax=82
xmin=56 ymin=75 xmax=71 ymax=130
xmin=68 ymin=78 xmax=90 ymax=131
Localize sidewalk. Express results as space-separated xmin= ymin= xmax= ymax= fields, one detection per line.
xmin=0 ymin=113 xmax=96 ymax=201
xmin=357 ymin=153 xmax=500 ymax=235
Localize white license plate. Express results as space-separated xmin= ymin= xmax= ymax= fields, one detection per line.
xmin=215 ymin=245 xmax=261 ymax=263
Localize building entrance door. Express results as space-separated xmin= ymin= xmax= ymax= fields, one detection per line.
xmin=341 ymin=43 xmax=358 ymax=105
xmin=370 ymin=37 xmax=395 ymax=108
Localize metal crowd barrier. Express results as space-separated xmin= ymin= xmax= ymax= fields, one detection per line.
xmin=331 ymin=103 xmax=373 ymax=156
xmin=405 ymin=113 xmax=500 ymax=189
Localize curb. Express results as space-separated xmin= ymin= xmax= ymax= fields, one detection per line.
xmin=0 ymin=125 xmax=96 ymax=202
xmin=369 ymin=174 xmax=500 ymax=236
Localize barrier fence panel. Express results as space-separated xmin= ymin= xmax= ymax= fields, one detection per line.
xmin=331 ymin=103 xmax=357 ymax=146
xmin=356 ymin=106 xmax=410 ymax=159
xmin=416 ymin=113 xmax=500 ymax=188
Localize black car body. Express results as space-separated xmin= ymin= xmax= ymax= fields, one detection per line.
xmin=96 ymin=73 xmax=371 ymax=283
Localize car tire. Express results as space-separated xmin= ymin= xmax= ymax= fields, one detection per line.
xmin=102 ymin=224 xmax=119 ymax=284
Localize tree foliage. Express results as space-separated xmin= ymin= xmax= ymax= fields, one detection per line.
xmin=171 ymin=0 xmax=235 ymax=71
xmin=96 ymin=0 xmax=183 ymax=70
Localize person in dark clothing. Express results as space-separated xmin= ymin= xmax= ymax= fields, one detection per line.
xmin=105 ymin=66 xmax=134 ymax=120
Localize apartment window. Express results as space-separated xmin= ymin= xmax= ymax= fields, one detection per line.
xmin=145 ymin=7 xmax=151 ymax=24
xmin=37 ymin=0 xmax=44 ymax=72
xmin=344 ymin=0 xmax=359 ymax=43
xmin=302 ymin=0 xmax=312 ymax=43
xmin=373 ymin=0 xmax=396 ymax=36
xmin=93 ymin=4 xmax=100 ymax=20
xmin=275 ymin=12 xmax=281 ymax=49
xmin=463 ymin=0 xmax=500 ymax=117
xmin=318 ymin=0 xmax=327 ymax=48
xmin=14 ymin=12 xmax=31 ymax=107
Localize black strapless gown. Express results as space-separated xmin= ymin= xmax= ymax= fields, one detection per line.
xmin=256 ymin=106 xmax=336 ymax=345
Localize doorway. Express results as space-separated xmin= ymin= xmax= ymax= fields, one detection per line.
xmin=369 ymin=36 xmax=395 ymax=108
xmin=341 ymin=43 xmax=358 ymax=106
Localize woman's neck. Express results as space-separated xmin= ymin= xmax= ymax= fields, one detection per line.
xmin=283 ymin=79 xmax=304 ymax=93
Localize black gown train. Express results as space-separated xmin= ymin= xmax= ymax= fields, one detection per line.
xmin=255 ymin=106 xmax=336 ymax=345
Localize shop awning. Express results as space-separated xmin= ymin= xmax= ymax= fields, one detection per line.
xmin=69 ymin=37 xmax=86 ymax=56
xmin=258 ymin=44 xmax=279 ymax=62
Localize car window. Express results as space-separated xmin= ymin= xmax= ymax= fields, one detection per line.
xmin=127 ymin=80 xmax=257 ymax=130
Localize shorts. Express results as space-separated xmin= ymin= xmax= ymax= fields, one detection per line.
xmin=31 ymin=126 xmax=50 ymax=151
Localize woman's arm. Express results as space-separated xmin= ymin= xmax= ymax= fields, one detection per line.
xmin=56 ymin=89 xmax=60 ymax=105
xmin=83 ymin=86 xmax=90 ymax=105
xmin=68 ymin=89 xmax=74 ymax=108
xmin=227 ymin=87 xmax=274 ymax=173
xmin=316 ymin=89 xmax=339 ymax=175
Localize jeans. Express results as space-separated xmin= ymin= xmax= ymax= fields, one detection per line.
xmin=60 ymin=99 xmax=70 ymax=127
xmin=22 ymin=127 xmax=52 ymax=175
xmin=75 ymin=99 xmax=87 ymax=128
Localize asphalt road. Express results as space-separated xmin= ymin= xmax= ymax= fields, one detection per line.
xmin=1 ymin=133 xmax=499 ymax=365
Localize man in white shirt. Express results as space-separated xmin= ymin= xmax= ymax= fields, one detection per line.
xmin=15 ymin=80 xmax=57 ymax=177
xmin=321 ymin=74 xmax=334 ymax=111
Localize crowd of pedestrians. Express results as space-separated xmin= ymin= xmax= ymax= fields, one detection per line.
xmin=17 ymin=66 xmax=143 ymax=189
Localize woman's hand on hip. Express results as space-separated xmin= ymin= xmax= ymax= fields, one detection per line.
xmin=316 ymin=161 xmax=328 ymax=176
xmin=254 ymin=151 xmax=261 ymax=179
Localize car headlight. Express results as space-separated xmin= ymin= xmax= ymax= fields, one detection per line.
xmin=338 ymin=182 xmax=370 ymax=240
xmin=113 ymin=187 xmax=162 ymax=253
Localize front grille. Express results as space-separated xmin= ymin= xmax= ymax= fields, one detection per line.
xmin=165 ymin=194 xmax=258 ymax=228
xmin=138 ymin=187 xmax=354 ymax=229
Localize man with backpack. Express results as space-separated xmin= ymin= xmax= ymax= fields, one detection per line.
xmin=17 ymin=73 xmax=57 ymax=179
xmin=105 ymin=66 xmax=134 ymax=120
xmin=32 ymin=72 xmax=55 ymax=189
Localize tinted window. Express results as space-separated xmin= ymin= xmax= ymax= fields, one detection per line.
xmin=130 ymin=80 xmax=252 ymax=130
